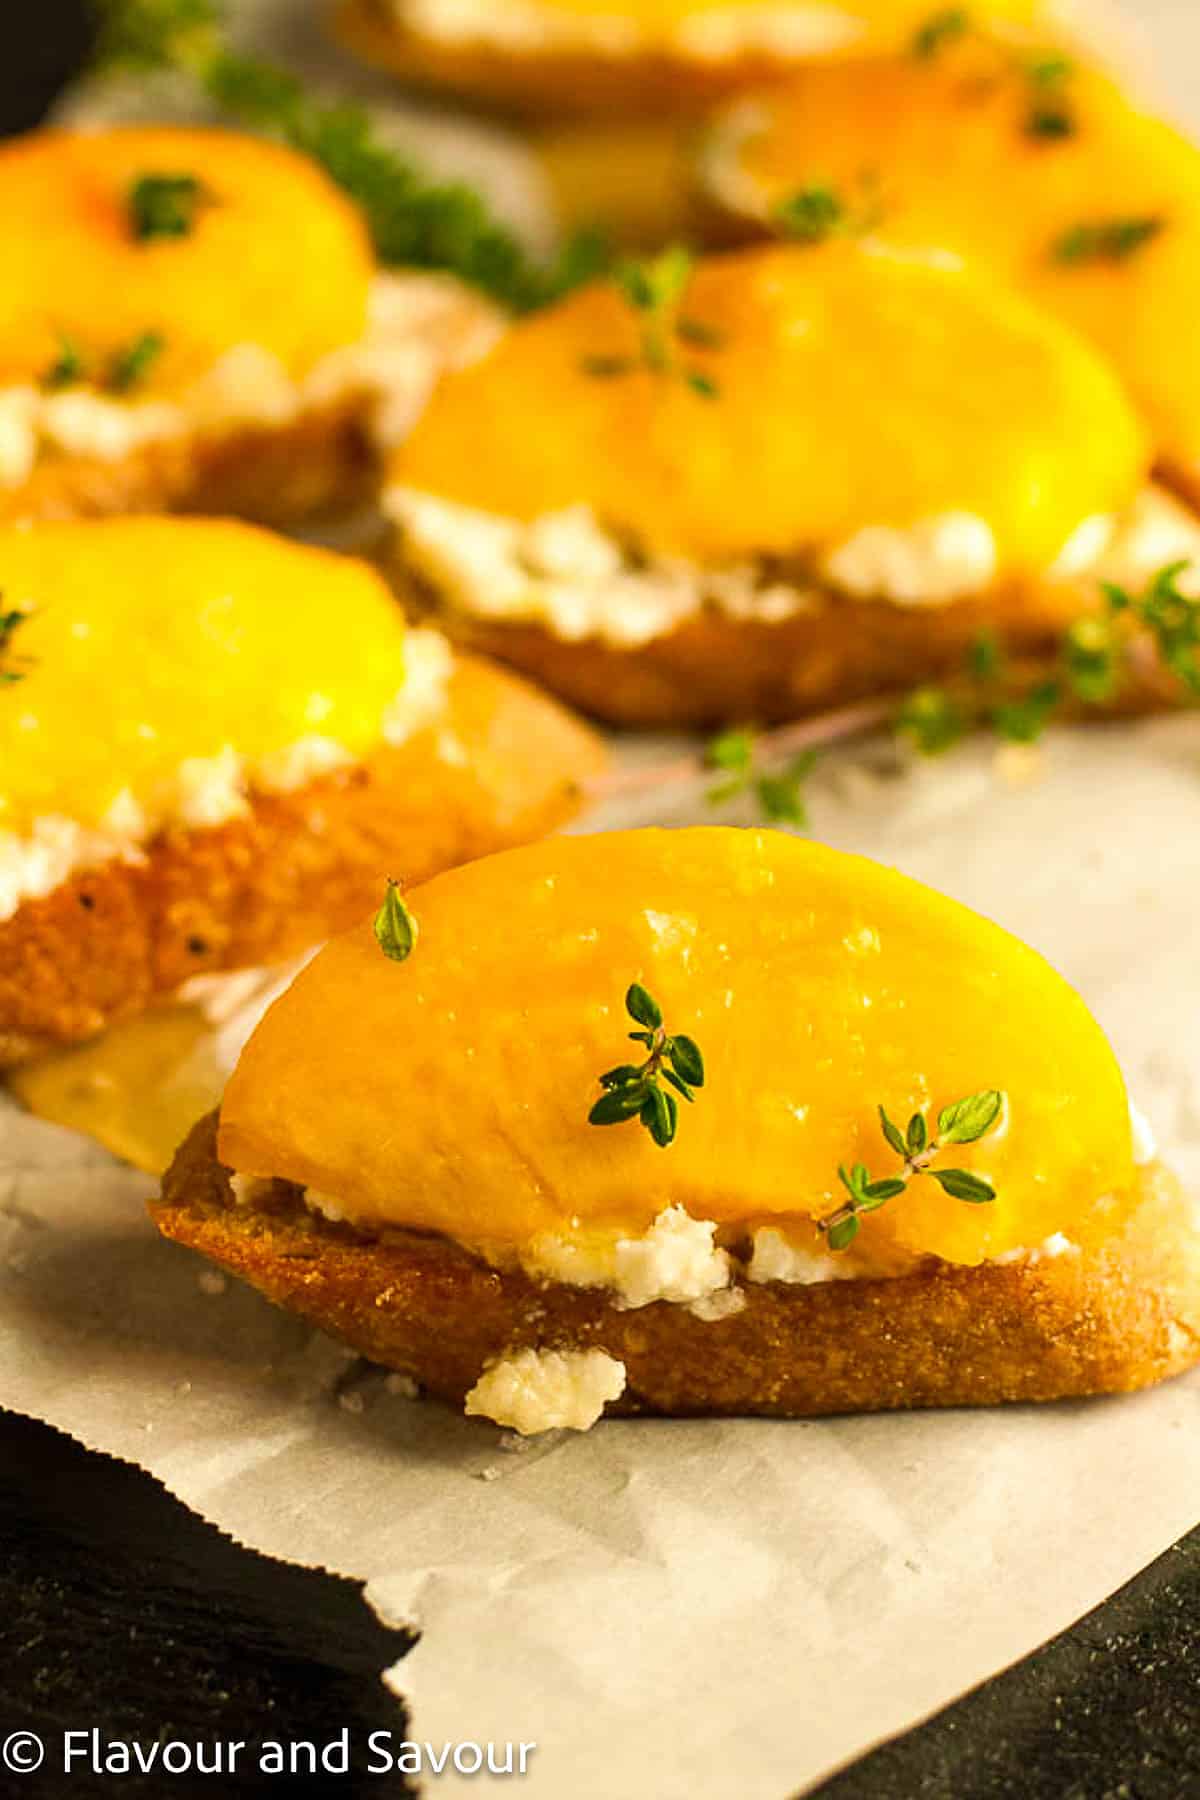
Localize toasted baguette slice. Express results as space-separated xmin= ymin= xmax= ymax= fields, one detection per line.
xmin=157 ymin=1114 xmax=1200 ymax=1417
xmin=0 ymin=654 xmax=600 ymax=1066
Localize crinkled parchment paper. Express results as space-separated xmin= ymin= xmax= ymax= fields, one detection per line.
xmin=21 ymin=2 xmax=1200 ymax=1788
xmin=4 ymin=721 xmax=1200 ymax=1798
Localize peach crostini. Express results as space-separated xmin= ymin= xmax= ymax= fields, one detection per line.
xmin=382 ymin=240 xmax=1200 ymax=728
xmin=334 ymin=0 xmax=1091 ymax=117
xmin=0 ymin=126 xmax=501 ymax=526
xmin=0 ymin=517 xmax=601 ymax=1066
xmin=699 ymin=34 xmax=1200 ymax=505
xmin=154 ymin=828 xmax=1199 ymax=1432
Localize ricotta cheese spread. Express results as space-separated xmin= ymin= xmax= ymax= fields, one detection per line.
xmin=389 ymin=482 xmax=1197 ymax=647
xmin=524 ymin=1203 xmax=735 ymax=1311
xmin=464 ymin=1347 xmax=628 ymax=1435
xmin=0 ymin=628 xmax=452 ymax=925
xmin=391 ymin=0 xmax=859 ymax=60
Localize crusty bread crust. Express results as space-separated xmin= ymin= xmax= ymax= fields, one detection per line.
xmin=334 ymin=0 xmax=842 ymax=116
xmin=417 ymin=584 xmax=1176 ymax=729
xmin=0 ymin=395 xmax=377 ymax=529
xmin=0 ymin=654 xmax=601 ymax=1065
xmin=155 ymin=1112 xmax=1200 ymax=1418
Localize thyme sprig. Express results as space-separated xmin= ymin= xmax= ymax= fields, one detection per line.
xmin=912 ymin=7 xmax=970 ymax=58
xmin=1051 ymin=215 xmax=1167 ymax=265
xmin=128 ymin=171 xmax=212 ymax=240
xmin=706 ymin=728 xmax=816 ymax=827
xmin=821 ymin=1090 xmax=1004 ymax=1251
xmin=899 ymin=560 xmax=1200 ymax=755
xmin=89 ymin=1 xmax=605 ymax=310
xmin=581 ymin=248 xmax=723 ymax=399
xmin=41 ymin=334 xmax=87 ymax=391
xmin=588 ymin=983 xmax=705 ymax=1149
xmin=373 ymin=878 xmax=417 ymax=963
xmin=0 ymin=607 xmax=33 ymax=685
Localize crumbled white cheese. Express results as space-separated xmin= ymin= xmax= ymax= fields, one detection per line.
xmin=0 ymin=272 xmax=500 ymax=490
xmin=305 ymin=1188 xmax=356 ymax=1225
xmin=464 ymin=1347 xmax=627 ymax=1436
xmin=524 ymin=1204 xmax=734 ymax=1311
xmin=394 ymin=0 xmax=860 ymax=59
xmin=229 ymin=1172 xmax=271 ymax=1208
xmin=388 ymin=489 xmax=817 ymax=648
xmin=746 ymin=1226 xmax=847 ymax=1286
xmin=0 ymin=627 xmax=453 ymax=924
xmin=821 ymin=513 xmax=998 ymax=605
xmin=1092 ymin=485 xmax=1200 ymax=597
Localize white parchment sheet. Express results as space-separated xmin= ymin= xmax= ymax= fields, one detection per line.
xmin=3 ymin=720 xmax=1200 ymax=1798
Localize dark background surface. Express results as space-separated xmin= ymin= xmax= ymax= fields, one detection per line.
xmin=2 ymin=5 xmax=1200 ymax=1796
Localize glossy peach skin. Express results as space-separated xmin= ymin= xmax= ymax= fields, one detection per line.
xmin=700 ymin=46 xmax=1200 ymax=502
xmin=220 ymin=828 xmax=1137 ymax=1271
xmin=335 ymin=0 xmax=1058 ymax=117
xmin=391 ymin=242 xmax=1146 ymax=571
xmin=0 ymin=127 xmax=371 ymax=391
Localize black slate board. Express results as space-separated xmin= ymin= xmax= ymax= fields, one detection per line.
xmin=2 ymin=6 xmax=1199 ymax=1795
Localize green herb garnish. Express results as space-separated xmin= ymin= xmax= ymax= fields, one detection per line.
xmin=899 ymin=560 xmax=1200 ymax=757
xmin=374 ymin=878 xmax=418 ymax=963
xmin=773 ymin=174 xmax=885 ymax=246
xmin=912 ymin=7 xmax=971 ymax=58
xmin=581 ymin=247 xmax=723 ymax=398
xmin=89 ymin=1 xmax=604 ymax=311
xmin=821 ymin=1090 xmax=1004 ymax=1250
xmin=706 ymin=728 xmax=816 ymax=827
xmin=105 ymin=330 xmax=166 ymax=394
xmin=41 ymin=333 xmax=88 ymax=391
xmin=128 ymin=171 xmax=211 ymax=240
xmin=1024 ymin=53 xmax=1076 ymax=140
xmin=1052 ymin=215 xmax=1166 ymax=265
xmin=588 ymin=983 xmax=705 ymax=1149
xmin=0 ymin=607 xmax=33 ymax=685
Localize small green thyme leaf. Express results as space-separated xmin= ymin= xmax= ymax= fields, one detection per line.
xmin=931 ymin=1168 xmax=996 ymax=1203
xmin=878 ymin=1106 xmax=908 ymax=1159
xmin=937 ymin=1089 xmax=1004 ymax=1144
xmin=774 ymin=183 xmax=847 ymax=244
xmin=912 ymin=7 xmax=970 ymax=58
xmin=1052 ymin=215 xmax=1167 ymax=265
xmin=625 ymin=982 xmax=662 ymax=1030
xmin=705 ymin=728 xmax=817 ymax=827
xmin=373 ymin=878 xmax=418 ymax=963
xmin=41 ymin=333 xmax=88 ymax=391
xmin=0 ymin=607 xmax=34 ymax=686
xmin=588 ymin=984 xmax=704 ymax=1149
xmin=128 ymin=171 xmax=211 ymax=240
xmin=896 ymin=686 xmax=966 ymax=756
xmin=105 ymin=330 xmax=166 ymax=394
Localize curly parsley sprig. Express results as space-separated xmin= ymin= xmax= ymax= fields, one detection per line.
xmin=89 ymin=0 xmax=605 ymax=310
xmin=820 ymin=1090 xmax=1004 ymax=1251
xmin=588 ymin=983 xmax=705 ymax=1149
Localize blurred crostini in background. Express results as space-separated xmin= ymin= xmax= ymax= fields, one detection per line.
xmin=0 ymin=516 xmax=601 ymax=1163
xmin=381 ymin=239 xmax=1200 ymax=728
xmin=696 ymin=23 xmax=1200 ymax=504
xmin=0 ymin=124 xmax=502 ymax=526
